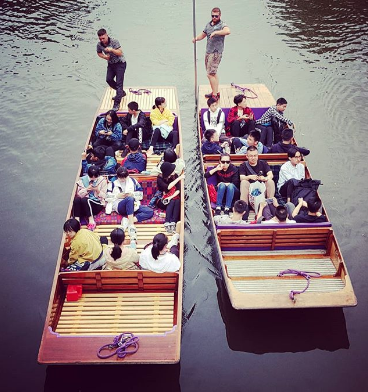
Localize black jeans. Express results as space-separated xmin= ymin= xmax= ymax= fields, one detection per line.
xmin=257 ymin=125 xmax=274 ymax=148
xmin=73 ymin=197 xmax=104 ymax=219
xmin=93 ymin=137 xmax=123 ymax=152
xmin=157 ymin=198 xmax=180 ymax=224
xmin=150 ymin=128 xmax=179 ymax=149
xmin=230 ymin=120 xmax=255 ymax=137
xmin=106 ymin=61 xmax=127 ymax=106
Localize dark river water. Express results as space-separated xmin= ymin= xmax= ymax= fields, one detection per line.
xmin=1 ymin=0 xmax=368 ymax=391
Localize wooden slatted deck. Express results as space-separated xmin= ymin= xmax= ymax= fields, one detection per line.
xmin=56 ymin=292 xmax=175 ymax=335
xmin=225 ymin=258 xmax=337 ymax=278
xmin=98 ymin=86 xmax=178 ymax=113
xmin=198 ymin=83 xmax=275 ymax=109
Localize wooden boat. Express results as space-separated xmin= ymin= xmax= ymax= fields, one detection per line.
xmin=38 ymin=86 xmax=184 ymax=364
xmin=198 ymin=83 xmax=357 ymax=309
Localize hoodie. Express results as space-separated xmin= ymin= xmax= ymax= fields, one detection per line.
xmin=123 ymin=152 xmax=147 ymax=173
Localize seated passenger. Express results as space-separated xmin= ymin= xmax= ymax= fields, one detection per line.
xmin=94 ymin=110 xmax=123 ymax=151
xmin=256 ymin=97 xmax=294 ymax=147
xmin=110 ymin=167 xmax=154 ymax=243
xmin=62 ymin=218 xmax=106 ymax=271
xmin=121 ymin=101 xmax=152 ymax=145
xmin=103 ymin=228 xmax=139 ymax=270
xmin=74 ymin=165 xmax=107 ymax=231
xmin=214 ymin=200 xmax=249 ymax=225
xmin=232 ymin=129 xmax=268 ymax=154
xmin=239 ymin=146 xmax=275 ymax=206
xmin=277 ymin=147 xmax=305 ymax=201
xmin=82 ymin=146 xmax=117 ymax=175
xmin=268 ymin=128 xmax=310 ymax=155
xmin=227 ymin=94 xmax=255 ymax=137
xmin=157 ymin=162 xmax=184 ymax=233
xmin=257 ymin=200 xmax=296 ymax=224
xmin=122 ymin=138 xmax=147 ymax=173
xmin=204 ymin=153 xmax=240 ymax=216
xmin=150 ymin=148 xmax=185 ymax=176
xmin=201 ymin=129 xmax=229 ymax=155
xmin=203 ymin=96 xmax=225 ymax=137
xmin=147 ymin=97 xmax=178 ymax=156
xmin=139 ymin=232 xmax=180 ymax=273
xmin=288 ymin=196 xmax=327 ymax=223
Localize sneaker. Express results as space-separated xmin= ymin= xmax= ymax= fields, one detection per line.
xmin=105 ymin=202 xmax=113 ymax=215
xmin=169 ymin=223 xmax=176 ymax=234
xmin=129 ymin=240 xmax=137 ymax=249
xmin=216 ymin=92 xmax=221 ymax=99
xmin=205 ymin=92 xmax=214 ymax=98
xmin=215 ymin=207 xmax=222 ymax=216
xmin=112 ymin=104 xmax=120 ymax=111
xmin=164 ymin=222 xmax=171 ymax=233
xmin=224 ymin=208 xmax=231 ymax=215
xmin=120 ymin=217 xmax=129 ymax=232
xmin=128 ymin=225 xmax=137 ymax=241
xmin=168 ymin=232 xmax=180 ymax=248
xmin=122 ymin=90 xmax=127 ymax=97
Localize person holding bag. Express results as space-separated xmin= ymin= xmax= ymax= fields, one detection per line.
xmin=147 ymin=97 xmax=178 ymax=156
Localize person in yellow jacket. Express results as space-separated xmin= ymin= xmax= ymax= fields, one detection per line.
xmin=147 ymin=97 xmax=178 ymax=156
xmin=62 ymin=218 xmax=107 ymax=271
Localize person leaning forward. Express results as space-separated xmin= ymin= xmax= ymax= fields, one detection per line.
xmin=192 ymin=7 xmax=230 ymax=100
xmin=96 ymin=28 xmax=127 ymax=111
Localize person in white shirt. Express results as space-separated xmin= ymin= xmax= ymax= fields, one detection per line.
xmin=277 ymin=147 xmax=305 ymax=202
xmin=203 ymin=96 xmax=225 ymax=137
xmin=139 ymin=232 xmax=180 ymax=273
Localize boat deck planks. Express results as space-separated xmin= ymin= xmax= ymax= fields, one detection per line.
xmin=98 ymin=86 xmax=178 ymax=114
xmin=198 ymin=83 xmax=275 ymax=109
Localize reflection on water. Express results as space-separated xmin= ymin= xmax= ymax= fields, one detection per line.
xmin=45 ymin=363 xmax=181 ymax=392
xmin=216 ymin=279 xmax=349 ymax=354
xmin=267 ymin=0 xmax=368 ymax=63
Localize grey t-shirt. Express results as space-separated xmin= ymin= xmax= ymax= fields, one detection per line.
xmin=203 ymin=20 xmax=228 ymax=54
xmin=96 ymin=37 xmax=126 ymax=64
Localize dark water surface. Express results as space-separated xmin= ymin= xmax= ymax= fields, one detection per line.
xmin=1 ymin=0 xmax=368 ymax=391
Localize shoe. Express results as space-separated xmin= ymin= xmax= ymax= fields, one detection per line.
xmin=224 ymin=208 xmax=231 ymax=215
xmin=168 ymin=232 xmax=180 ymax=248
xmin=216 ymin=92 xmax=220 ymax=99
xmin=105 ymin=202 xmax=113 ymax=215
xmin=205 ymin=92 xmax=214 ymax=98
xmin=111 ymin=96 xmax=116 ymax=100
xmin=129 ymin=240 xmax=137 ymax=249
xmin=112 ymin=104 xmax=120 ymax=111
xmin=215 ymin=207 xmax=222 ymax=216
xmin=120 ymin=217 xmax=129 ymax=232
xmin=128 ymin=224 xmax=137 ymax=241
xmin=122 ymin=90 xmax=126 ymax=97
xmin=169 ymin=223 xmax=176 ymax=234
xmin=87 ymin=222 xmax=96 ymax=231
xmin=164 ymin=222 xmax=171 ymax=233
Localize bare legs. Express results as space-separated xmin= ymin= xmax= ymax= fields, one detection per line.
xmin=207 ymin=73 xmax=219 ymax=95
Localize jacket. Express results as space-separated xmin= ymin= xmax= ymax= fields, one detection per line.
xmin=120 ymin=111 xmax=152 ymax=140
xmin=77 ymin=175 xmax=108 ymax=205
xmin=123 ymin=152 xmax=147 ymax=173
xmin=204 ymin=163 xmax=240 ymax=188
xmin=95 ymin=117 xmax=122 ymax=142
xmin=268 ymin=142 xmax=310 ymax=156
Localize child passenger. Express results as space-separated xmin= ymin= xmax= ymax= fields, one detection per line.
xmin=232 ymin=129 xmax=268 ymax=154
xmin=122 ymin=138 xmax=147 ymax=173
xmin=62 ymin=218 xmax=106 ymax=271
xmin=201 ymin=129 xmax=229 ymax=155
xmin=139 ymin=232 xmax=180 ymax=273
xmin=213 ymin=200 xmax=249 ymax=225
xmin=203 ymin=96 xmax=225 ymax=137
xmin=227 ymin=94 xmax=255 ymax=137
xmin=103 ymin=228 xmax=139 ymax=270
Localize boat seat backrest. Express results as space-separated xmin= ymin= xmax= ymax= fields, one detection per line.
xmin=218 ymin=227 xmax=333 ymax=252
xmin=58 ymin=270 xmax=179 ymax=292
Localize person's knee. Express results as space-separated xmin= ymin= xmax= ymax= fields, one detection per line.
xmin=217 ymin=183 xmax=226 ymax=190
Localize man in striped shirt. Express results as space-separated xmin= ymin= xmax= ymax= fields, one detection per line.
xmin=256 ymin=97 xmax=294 ymax=147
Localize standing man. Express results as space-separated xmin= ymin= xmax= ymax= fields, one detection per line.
xmin=192 ymin=7 xmax=230 ymax=100
xmin=96 ymin=28 xmax=127 ymax=111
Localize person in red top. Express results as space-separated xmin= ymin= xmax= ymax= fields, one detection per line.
xmin=227 ymin=94 xmax=256 ymax=137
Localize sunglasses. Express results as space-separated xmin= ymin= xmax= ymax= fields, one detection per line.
xmin=211 ymin=15 xmax=220 ymax=18
xmin=221 ymin=160 xmax=230 ymax=164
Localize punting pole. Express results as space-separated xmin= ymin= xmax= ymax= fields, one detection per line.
xmin=192 ymin=0 xmax=198 ymax=107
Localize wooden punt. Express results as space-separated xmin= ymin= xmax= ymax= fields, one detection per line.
xmin=38 ymin=86 xmax=184 ymax=364
xmin=198 ymin=83 xmax=357 ymax=309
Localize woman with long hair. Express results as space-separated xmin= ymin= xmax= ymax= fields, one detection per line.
xmin=103 ymin=228 xmax=139 ymax=270
xmin=94 ymin=109 xmax=123 ymax=151
xmin=147 ymin=97 xmax=179 ymax=156
xmin=139 ymin=232 xmax=180 ymax=273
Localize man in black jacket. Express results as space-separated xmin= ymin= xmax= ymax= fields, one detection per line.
xmin=268 ymin=128 xmax=310 ymax=155
xmin=121 ymin=101 xmax=152 ymax=145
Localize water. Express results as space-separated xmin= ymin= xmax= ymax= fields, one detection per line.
xmin=1 ymin=0 xmax=368 ymax=390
